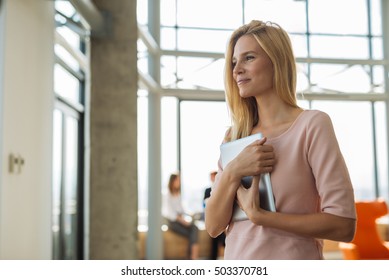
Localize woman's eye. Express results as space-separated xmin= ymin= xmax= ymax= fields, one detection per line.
xmin=246 ymin=55 xmax=254 ymax=61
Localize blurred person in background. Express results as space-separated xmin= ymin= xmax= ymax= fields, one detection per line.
xmin=165 ymin=172 xmax=199 ymax=260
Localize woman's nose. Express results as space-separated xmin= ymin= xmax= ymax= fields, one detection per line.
xmin=233 ymin=61 xmax=244 ymax=76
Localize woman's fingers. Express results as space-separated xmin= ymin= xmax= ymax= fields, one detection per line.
xmin=250 ymin=175 xmax=260 ymax=188
xmin=236 ymin=175 xmax=261 ymax=213
xmin=233 ymin=137 xmax=276 ymax=176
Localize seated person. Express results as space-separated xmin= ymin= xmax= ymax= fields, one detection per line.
xmin=165 ymin=172 xmax=199 ymax=260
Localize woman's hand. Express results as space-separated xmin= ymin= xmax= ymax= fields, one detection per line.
xmin=226 ymin=137 xmax=275 ymax=180
xmin=236 ymin=175 xmax=265 ymax=221
xmin=206 ymin=137 xmax=275 ymax=237
xmin=177 ymin=215 xmax=191 ymax=227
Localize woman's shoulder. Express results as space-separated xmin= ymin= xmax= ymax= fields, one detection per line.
xmin=298 ymin=109 xmax=336 ymax=139
xmin=301 ymin=109 xmax=329 ymax=119
xmin=299 ymin=109 xmax=332 ymax=126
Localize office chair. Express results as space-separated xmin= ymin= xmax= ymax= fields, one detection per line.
xmin=339 ymin=198 xmax=389 ymax=259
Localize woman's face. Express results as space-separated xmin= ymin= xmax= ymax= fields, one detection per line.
xmin=172 ymin=176 xmax=180 ymax=191
xmin=232 ymin=35 xmax=274 ymax=98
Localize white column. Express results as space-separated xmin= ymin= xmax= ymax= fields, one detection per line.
xmin=146 ymin=0 xmax=163 ymax=259
xmin=382 ymin=0 xmax=389 ymax=200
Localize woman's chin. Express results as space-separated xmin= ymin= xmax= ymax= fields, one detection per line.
xmin=239 ymin=92 xmax=255 ymax=99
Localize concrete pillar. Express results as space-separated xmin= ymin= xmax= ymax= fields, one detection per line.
xmin=89 ymin=0 xmax=138 ymax=259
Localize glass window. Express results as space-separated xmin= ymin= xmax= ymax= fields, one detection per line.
xmin=55 ymin=44 xmax=80 ymax=72
xmin=161 ymin=0 xmax=177 ymax=27
xmin=180 ymin=101 xmax=229 ymax=214
xmin=161 ymin=27 xmax=177 ymax=50
xmin=177 ymin=28 xmax=231 ymax=52
xmin=309 ymin=36 xmax=369 ymax=59
xmin=176 ymin=57 xmax=224 ymax=90
xmin=310 ymin=64 xmax=372 ymax=93
xmin=161 ymin=97 xmax=179 ymax=189
xmin=176 ymin=0 xmax=242 ymax=29
xmin=54 ymin=64 xmax=81 ymax=103
xmin=52 ymin=108 xmax=82 ymax=259
xmin=372 ymin=37 xmax=383 ymax=60
xmin=290 ymin=34 xmax=308 ymax=58
xmin=137 ymin=39 xmax=149 ymax=74
xmin=161 ymin=56 xmax=178 ymax=87
xmin=138 ymin=96 xmax=181 ymax=228
xmin=161 ymin=56 xmax=225 ymax=90
xmin=137 ymin=0 xmax=148 ymax=26
xmin=137 ymin=95 xmax=149 ymax=229
xmin=55 ymin=1 xmax=76 ymax=18
xmin=56 ymin=26 xmax=81 ymax=51
xmin=296 ymin=63 xmax=310 ymax=93
xmin=372 ymin=65 xmax=385 ymax=93
xmin=370 ymin=0 xmax=382 ymax=36
xmin=53 ymin=2 xmax=85 ymax=260
xmin=308 ymin=0 xmax=368 ymax=35
xmin=63 ymin=116 xmax=79 ymax=259
xmin=297 ymin=99 xmax=310 ymax=110
xmin=375 ymin=102 xmax=388 ymax=199
xmin=52 ymin=109 xmax=63 ymax=260
xmin=245 ymin=0 xmax=307 ymax=33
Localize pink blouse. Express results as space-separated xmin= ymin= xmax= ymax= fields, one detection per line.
xmin=214 ymin=110 xmax=356 ymax=259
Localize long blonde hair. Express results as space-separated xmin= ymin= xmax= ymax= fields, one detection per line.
xmin=224 ymin=20 xmax=299 ymax=141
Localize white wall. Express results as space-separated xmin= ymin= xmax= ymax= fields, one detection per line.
xmin=0 ymin=0 xmax=54 ymax=259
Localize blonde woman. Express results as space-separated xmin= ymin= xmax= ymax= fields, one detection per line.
xmin=205 ymin=20 xmax=356 ymax=259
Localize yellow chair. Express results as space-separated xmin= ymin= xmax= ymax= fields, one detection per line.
xmin=339 ymin=199 xmax=389 ymax=259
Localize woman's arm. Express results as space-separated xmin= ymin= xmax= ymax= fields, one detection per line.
xmin=237 ymin=179 xmax=356 ymax=242
xmin=205 ymin=167 xmax=241 ymax=237
xmin=205 ymin=138 xmax=275 ymax=237
xmin=253 ymin=210 xmax=355 ymax=242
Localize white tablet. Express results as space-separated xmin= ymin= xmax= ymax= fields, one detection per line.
xmin=220 ymin=133 xmax=276 ymax=221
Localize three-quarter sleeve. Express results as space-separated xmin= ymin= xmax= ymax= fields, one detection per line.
xmin=306 ymin=112 xmax=356 ymax=219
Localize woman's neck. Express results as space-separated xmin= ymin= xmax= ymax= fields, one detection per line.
xmin=252 ymin=95 xmax=302 ymax=137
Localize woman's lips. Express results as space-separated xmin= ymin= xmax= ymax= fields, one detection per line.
xmin=237 ymin=78 xmax=250 ymax=85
